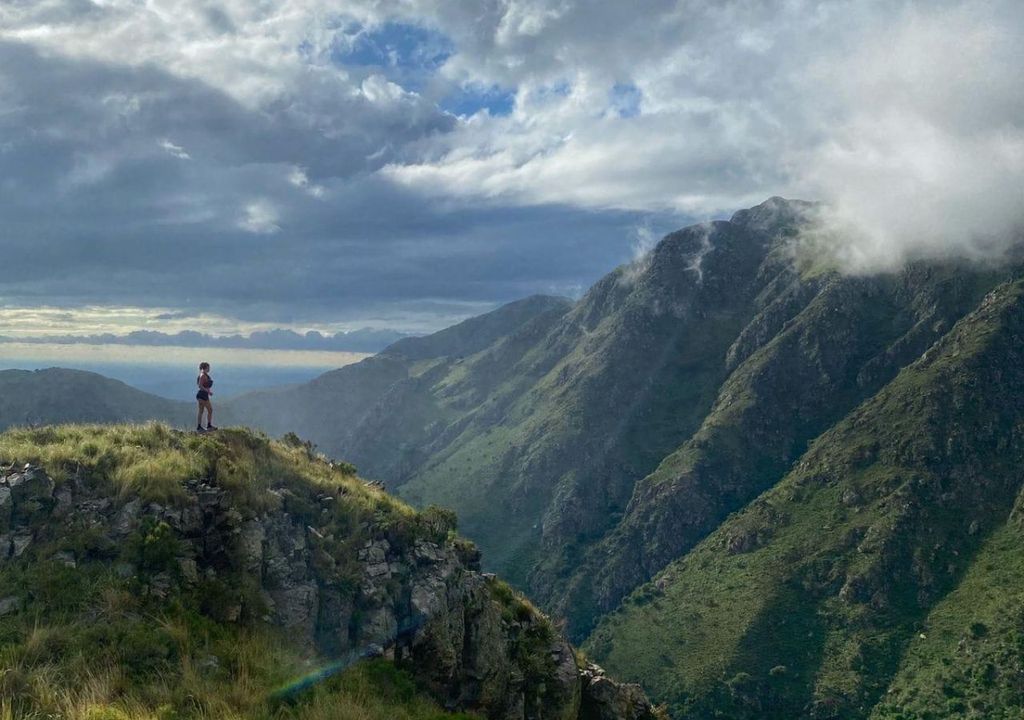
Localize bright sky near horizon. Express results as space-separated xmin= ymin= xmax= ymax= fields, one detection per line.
xmin=0 ymin=342 xmax=368 ymax=369
xmin=1 ymin=0 xmax=1022 ymax=338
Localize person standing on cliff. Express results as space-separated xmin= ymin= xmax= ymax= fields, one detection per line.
xmin=196 ymin=361 xmax=217 ymax=433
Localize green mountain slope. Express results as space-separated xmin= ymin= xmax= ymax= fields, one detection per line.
xmin=556 ymin=262 xmax=1006 ymax=637
xmin=385 ymin=294 xmax=575 ymax=361
xmin=872 ymin=510 xmax=1024 ymax=719
xmin=331 ymin=200 xmax=827 ymax=591
xmin=395 ymin=216 xmax=784 ymax=582
xmin=584 ymin=278 xmax=1024 ymax=718
xmin=221 ymin=295 xmax=573 ymax=457
xmin=221 ymin=353 xmax=412 ymax=442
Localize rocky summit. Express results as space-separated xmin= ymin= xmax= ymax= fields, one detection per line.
xmin=0 ymin=424 xmax=659 ymax=720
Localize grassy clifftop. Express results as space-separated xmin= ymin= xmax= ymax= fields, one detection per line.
xmin=0 ymin=425 xmax=657 ymax=720
xmin=0 ymin=424 xmax=471 ymax=719
xmin=0 ymin=423 xmax=386 ymax=512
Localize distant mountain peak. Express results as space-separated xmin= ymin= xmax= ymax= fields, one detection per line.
xmin=729 ymin=195 xmax=819 ymax=235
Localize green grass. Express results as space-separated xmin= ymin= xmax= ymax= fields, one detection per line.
xmin=872 ymin=510 xmax=1024 ymax=719
xmin=401 ymin=279 xmax=751 ymax=588
xmin=0 ymin=423 xmax=411 ymax=516
xmin=0 ymin=591 xmax=477 ymax=720
xmin=0 ymin=561 xmax=477 ymax=720
xmin=0 ymin=424 xmax=199 ymax=502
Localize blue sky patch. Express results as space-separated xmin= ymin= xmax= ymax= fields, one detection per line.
xmin=332 ymin=22 xmax=453 ymax=71
xmin=327 ymin=21 xmax=516 ymax=117
xmin=525 ymin=80 xmax=572 ymax=104
xmin=609 ymin=83 xmax=643 ymax=118
xmin=441 ymin=85 xmax=516 ymax=118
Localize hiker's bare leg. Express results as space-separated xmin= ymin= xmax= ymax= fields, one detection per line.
xmin=198 ymin=400 xmax=212 ymax=426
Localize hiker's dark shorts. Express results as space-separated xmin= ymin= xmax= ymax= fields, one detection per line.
xmin=196 ymin=390 xmax=210 ymax=402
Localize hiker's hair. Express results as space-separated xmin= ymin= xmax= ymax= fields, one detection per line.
xmin=199 ymin=362 xmax=210 ymax=371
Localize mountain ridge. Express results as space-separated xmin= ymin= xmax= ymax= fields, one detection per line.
xmin=552 ymin=260 xmax=1009 ymax=637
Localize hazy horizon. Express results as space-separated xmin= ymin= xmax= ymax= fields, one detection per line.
xmin=0 ymin=343 xmax=369 ymax=399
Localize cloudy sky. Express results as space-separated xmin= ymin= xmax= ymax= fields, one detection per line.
xmin=1 ymin=0 xmax=1022 ymax=337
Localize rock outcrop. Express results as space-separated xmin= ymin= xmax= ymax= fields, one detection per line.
xmin=0 ymin=452 xmax=658 ymax=720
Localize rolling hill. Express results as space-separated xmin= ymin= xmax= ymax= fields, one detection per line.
xmin=0 ymin=368 xmax=187 ymax=431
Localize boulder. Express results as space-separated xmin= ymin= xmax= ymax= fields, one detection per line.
xmin=113 ymin=498 xmax=143 ymax=535
xmin=580 ymin=663 xmax=659 ymax=720
xmin=8 ymin=467 xmax=55 ymax=502
xmin=11 ymin=532 xmax=32 ymax=558
xmin=0 ymin=596 xmax=20 ymax=617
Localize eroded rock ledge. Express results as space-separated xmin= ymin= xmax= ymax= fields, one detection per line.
xmin=0 ymin=462 xmax=659 ymax=720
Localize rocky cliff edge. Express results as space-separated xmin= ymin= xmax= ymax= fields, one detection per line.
xmin=0 ymin=424 xmax=659 ymax=720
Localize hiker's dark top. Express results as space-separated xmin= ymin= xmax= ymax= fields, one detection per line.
xmin=196 ymin=373 xmax=212 ymax=401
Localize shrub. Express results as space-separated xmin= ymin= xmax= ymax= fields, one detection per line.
xmin=123 ymin=518 xmax=180 ymax=576
xmin=418 ymin=505 xmax=458 ymax=541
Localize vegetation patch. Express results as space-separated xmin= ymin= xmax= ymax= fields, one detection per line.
xmin=0 ymin=424 xmax=484 ymax=720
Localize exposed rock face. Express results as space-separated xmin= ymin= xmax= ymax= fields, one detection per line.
xmin=580 ymin=663 xmax=656 ymax=720
xmin=0 ymin=462 xmax=658 ymax=720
